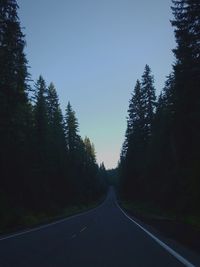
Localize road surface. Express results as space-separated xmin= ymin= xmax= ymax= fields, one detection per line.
xmin=0 ymin=188 xmax=199 ymax=267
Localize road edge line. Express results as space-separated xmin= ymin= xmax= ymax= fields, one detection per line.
xmin=116 ymin=202 xmax=196 ymax=267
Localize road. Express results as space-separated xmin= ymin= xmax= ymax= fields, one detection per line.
xmin=0 ymin=188 xmax=199 ymax=267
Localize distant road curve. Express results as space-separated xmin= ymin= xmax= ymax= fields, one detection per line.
xmin=0 ymin=188 xmax=199 ymax=267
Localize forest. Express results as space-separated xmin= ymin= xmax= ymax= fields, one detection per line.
xmin=119 ymin=0 xmax=200 ymax=223
xmin=0 ymin=0 xmax=106 ymax=231
xmin=0 ymin=0 xmax=200 ymax=233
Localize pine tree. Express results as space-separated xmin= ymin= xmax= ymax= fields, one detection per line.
xmin=0 ymin=0 xmax=30 ymax=207
xmin=120 ymin=80 xmax=146 ymax=199
xmin=141 ymin=65 xmax=156 ymax=139
xmin=65 ymin=102 xmax=80 ymax=154
xmin=171 ymin=0 xmax=200 ymax=161
xmin=126 ymin=80 xmax=146 ymax=162
xmin=171 ymin=0 xmax=200 ymax=211
xmin=82 ymin=137 xmax=99 ymax=201
xmin=64 ymin=102 xmax=82 ymax=201
xmin=46 ymin=82 xmax=66 ymax=157
xmin=46 ymin=83 xmax=67 ymax=205
xmin=34 ymin=76 xmax=48 ymax=157
xmin=84 ymin=137 xmax=96 ymax=164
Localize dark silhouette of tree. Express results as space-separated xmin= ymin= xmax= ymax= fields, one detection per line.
xmin=119 ymin=0 xmax=200 ymax=217
xmin=65 ymin=102 xmax=80 ymax=154
xmin=141 ymin=64 xmax=156 ymax=139
xmin=46 ymin=82 xmax=67 ymax=206
xmin=170 ymin=0 xmax=200 ymax=211
xmin=0 ymin=0 xmax=31 ymax=210
xmin=0 ymin=1 xmax=106 ymax=231
xmin=120 ymin=79 xmax=147 ymax=199
xmin=46 ymin=82 xmax=66 ymax=170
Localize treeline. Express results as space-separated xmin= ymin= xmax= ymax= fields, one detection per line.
xmin=0 ymin=0 xmax=106 ymax=228
xmin=119 ymin=0 xmax=200 ymax=216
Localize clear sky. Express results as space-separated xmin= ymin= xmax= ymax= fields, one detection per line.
xmin=18 ymin=0 xmax=175 ymax=169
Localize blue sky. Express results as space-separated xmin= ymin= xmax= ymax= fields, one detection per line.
xmin=18 ymin=0 xmax=175 ymax=169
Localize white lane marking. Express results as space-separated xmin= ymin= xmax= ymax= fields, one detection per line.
xmin=71 ymin=234 xmax=76 ymax=239
xmin=116 ymin=202 xmax=196 ymax=267
xmin=0 ymin=198 xmax=107 ymax=242
xmin=80 ymin=226 xmax=87 ymax=233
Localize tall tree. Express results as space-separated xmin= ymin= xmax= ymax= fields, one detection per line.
xmin=65 ymin=102 xmax=80 ymax=154
xmin=46 ymin=83 xmax=67 ymax=205
xmin=141 ymin=64 xmax=156 ymax=139
xmin=64 ymin=102 xmax=83 ymax=201
xmin=120 ymin=80 xmax=146 ymax=199
xmin=46 ymin=82 xmax=66 ymax=159
xmin=171 ymin=0 xmax=200 ymax=210
xmin=0 ymin=0 xmax=30 ymax=207
xmin=34 ymin=76 xmax=48 ymax=160
xmin=82 ymin=137 xmax=99 ymax=201
xmin=84 ymin=137 xmax=96 ymax=164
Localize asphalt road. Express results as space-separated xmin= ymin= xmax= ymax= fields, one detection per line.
xmin=0 ymin=188 xmax=199 ymax=267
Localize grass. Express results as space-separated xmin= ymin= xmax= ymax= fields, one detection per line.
xmin=0 ymin=198 xmax=104 ymax=236
xmin=121 ymin=200 xmax=200 ymax=228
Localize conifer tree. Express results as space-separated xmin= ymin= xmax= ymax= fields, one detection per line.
xmin=0 ymin=0 xmax=30 ymax=207
xmin=65 ymin=102 xmax=80 ymax=154
xmin=46 ymin=83 xmax=67 ymax=204
xmin=34 ymin=76 xmax=48 ymax=159
xmin=84 ymin=137 xmax=96 ymax=164
xmin=46 ymin=82 xmax=66 ymax=158
xmin=120 ymin=80 xmax=147 ymax=199
xmin=171 ymin=0 xmax=200 ymax=210
xmin=141 ymin=65 xmax=156 ymax=139
xmin=171 ymin=0 xmax=200 ymax=161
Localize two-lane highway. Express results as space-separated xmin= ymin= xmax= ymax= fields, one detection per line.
xmin=0 ymin=189 xmax=198 ymax=266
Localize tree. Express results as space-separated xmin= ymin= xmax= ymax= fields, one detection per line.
xmin=84 ymin=137 xmax=96 ymax=164
xmin=46 ymin=82 xmax=66 ymax=162
xmin=0 ymin=0 xmax=30 ymax=208
xmin=46 ymin=82 xmax=67 ymax=205
xmin=171 ymin=0 xmax=200 ymax=210
xmin=120 ymin=79 xmax=147 ymax=199
xmin=65 ymin=102 xmax=80 ymax=154
xmin=34 ymin=76 xmax=48 ymax=160
xmin=82 ymin=137 xmax=99 ymax=201
xmin=141 ymin=64 xmax=156 ymax=139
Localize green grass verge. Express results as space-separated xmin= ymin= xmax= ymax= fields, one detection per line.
xmin=121 ymin=200 xmax=200 ymax=228
xmin=0 ymin=198 xmax=104 ymax=236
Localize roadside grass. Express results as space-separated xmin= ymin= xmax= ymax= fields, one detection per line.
xmin=121 ymin=200 xmax=200 ymax=228
xmin=0 ymin=198 xmax=104 ymax=236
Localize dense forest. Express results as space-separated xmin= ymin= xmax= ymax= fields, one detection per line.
xmin=119 ymin=0 xmax=200 ymax=218
xmin=0 ymin=0 xmax=106 ymax=230
xmin=1 ymin=0 xmax=200 ymax=232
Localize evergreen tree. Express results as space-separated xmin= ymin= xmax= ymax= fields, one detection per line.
xmin=31 ymin=76 xmax=50 ymax=209
xmin=82 ymin=137 xmax=99 ymax=201
xmin=120 ymin=80 xmax=147 ymax=199
xmin=171 ymin=0 xmax=200 ymax=161
xmin=34 ymin=76 xmax=48 ymax=159
xmin=65 ymin=102 xmax=80 ymax=154
xmin=141 ymin=65 xmax=156 ymax=139
xmin=46 ymin=82 xmax=66 ymax=160
xmin=0 ymin=0 xmax=30 ymax=208
xmin=64 ymin=102 xmax=83 ymax=201
xmin=171 ymin=0 xmax=200 ymax=210
xmin=46 ymin=83 xmax=67 ymax=205
xmin=84 ymin=137 xmax=96 ymax=164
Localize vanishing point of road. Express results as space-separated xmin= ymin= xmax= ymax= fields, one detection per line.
xmin=0 ymin=188 xmax=199 ymax=267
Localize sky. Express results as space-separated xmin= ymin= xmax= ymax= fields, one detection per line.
xmin=18 ymin=0 xmax=176 ymax=169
